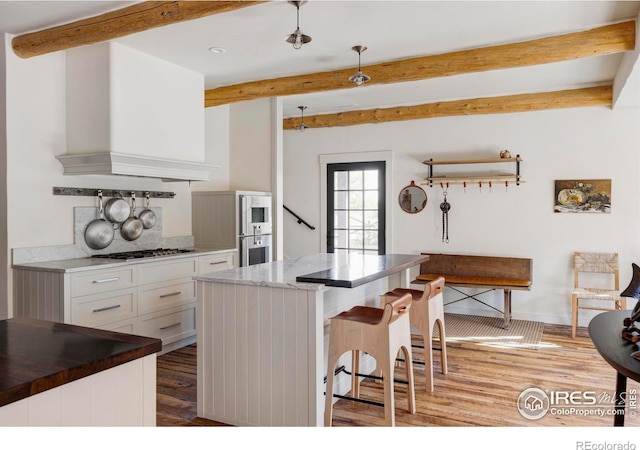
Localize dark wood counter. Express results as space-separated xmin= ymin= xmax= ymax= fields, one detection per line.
xmin=295 ymin=253 xmax=430 ymax=288
xmin=0 ymin=318 xmax=162 ymax=408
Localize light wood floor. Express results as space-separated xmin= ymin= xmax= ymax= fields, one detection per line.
xmin=156 ymin=323 xmax=640 ymax=427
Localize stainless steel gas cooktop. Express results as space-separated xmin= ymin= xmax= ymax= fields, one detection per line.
xmin=92 ymin=248 xmax=195 ymax=261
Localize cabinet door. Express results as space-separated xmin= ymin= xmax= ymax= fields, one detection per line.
xmin=70 ymin=288 xmax=137 ymax=328
xmin=198 ymin=252 xmax=236 ymax=274
xmin=138 ymin=258 xmax=197 ymax=286
xmin=71 ymin=267 xmax=136 ymax=297
xmin=136 ymin=305 xmax=196 ymax=345
xmin=99 ymin=318 xmax=136 ymax=335
xmin=138 ymin=279 xmax=195 ymax=316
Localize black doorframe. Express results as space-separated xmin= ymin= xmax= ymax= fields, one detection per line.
xmin=326 ymin=161 xmax=386 ymax=254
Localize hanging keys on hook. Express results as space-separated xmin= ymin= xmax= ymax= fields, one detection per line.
xmin=440 ymin=184 xmax=451 ymax=243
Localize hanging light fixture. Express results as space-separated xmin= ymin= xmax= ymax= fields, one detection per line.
xmin=349 ymin=45 xmax=371 ymax=86
xmin=295 ymin=106 xmax=308 ymax=131
xmin=285 ymin=1 xmax=311 ymax=50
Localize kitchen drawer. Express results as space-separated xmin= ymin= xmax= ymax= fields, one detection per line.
xmin=138 ymin=258 xmax=197 ymax=286
xmin=136 ymin=306 xmax=196 ymax=346
xmin=198 ymin=252 xmax=235 ymax=274
xmin=97 ymin=318 xmax=136 ymax=335
xmin=71 ymin=267 xmax=137 ymax=297
xmin=138 ymin=278 xmax=195 ymax=316
xmin=70 ymin=288 xmax=137 ymax=328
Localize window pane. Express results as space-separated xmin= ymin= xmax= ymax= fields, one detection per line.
xmin=349 ymin=211 xmax=363 ymax=229
xmin=335 ymin=191 xmax=348 ymax=210
xmin=364 ymin=191 xmax=378 ymax=209
xmin=335 ymin=230 xmax=347 ymax=248
xmin=363 ymin=211 xmax=378 ymax=229
xmin=364 ymin=170 xmax=378 ymax=189
xmin=349 ymin=171 xmax=363 ymax=190
xmin=334 ymin=210 xmax=348 ymax=229
xmin=349 ymin=230 xmax=363 ymax=249
xmin=335 ymin=171 xmax=348 ymax=190
xmin=349 ymin=191 xmax=363 ymax=209
xmin=364 ymin=231 xmax=378 ymax=250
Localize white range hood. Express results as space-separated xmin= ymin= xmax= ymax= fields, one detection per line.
xmin=60 ymin=42 xmax=211 ymax=182
xmin=56 ymin=152 xmax=215 ymax=182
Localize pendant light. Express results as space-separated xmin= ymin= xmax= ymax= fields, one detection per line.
xmin=295 ymin=106 xmax=308 ymax=131
xmin=285 ymin=1 xmax=311 ymax=50
xmin=349 ymin=45 xmax=371 ymax=86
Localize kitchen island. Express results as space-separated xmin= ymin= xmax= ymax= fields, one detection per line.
xmin=195 ymin=252 xmax=428 ymax=426
xmin=0 ymin=317 xmax=161 ymax=426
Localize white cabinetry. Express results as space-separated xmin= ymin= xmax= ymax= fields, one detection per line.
xmin=135 ymin=257 xmax=198 ymax=353
xmin=69 ymin=266 xmax=138 ymax=333
xmin=198 ymin=251 xmax=236 ymax=274
xmin=13 ymin=250 xmax=237 ymax=354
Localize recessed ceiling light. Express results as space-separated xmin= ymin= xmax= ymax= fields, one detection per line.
xmin=208 ymin=47 xmax=226 ymax=54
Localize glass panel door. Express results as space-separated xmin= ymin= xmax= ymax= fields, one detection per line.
xmin=327 ymin=161 xmax=385 ymax=255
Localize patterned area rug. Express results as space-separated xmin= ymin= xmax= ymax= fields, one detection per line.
xmin=432 ymin=313 xmax=544 ymax=349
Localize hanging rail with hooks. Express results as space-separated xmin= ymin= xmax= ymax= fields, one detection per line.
xmin=431 ymin=180 xmax=521 ymax=194
xmin=52 ymin=187 xmax=176 ymax=198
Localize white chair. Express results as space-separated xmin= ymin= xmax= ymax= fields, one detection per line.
xmin=324 ymin=293 xmax=416 ymax=426
xmin=572 ymin=251 xmax=625 ymax=338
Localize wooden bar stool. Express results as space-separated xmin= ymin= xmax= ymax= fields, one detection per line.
xmin=381 ymin=276 xmax=447 ymax=392
xmin=324 ymin=293 xmax=416 ymax=427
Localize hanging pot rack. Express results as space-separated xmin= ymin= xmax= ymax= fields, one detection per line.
xmin=52 ymin=187 xmax=176 ymax=199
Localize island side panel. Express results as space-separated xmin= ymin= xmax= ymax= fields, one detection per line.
xmin=0 ymin=355 xmax=156 ymax=426
xmin=197 ymin=280 xmax=323 ymax=426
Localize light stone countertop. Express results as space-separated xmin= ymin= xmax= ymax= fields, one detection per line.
xmin=194 ymin=253 xmax=428 ymax=291
xmin=11 ymin=247 xmax=237 ymax=273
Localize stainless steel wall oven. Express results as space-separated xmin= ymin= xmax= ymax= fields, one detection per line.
xmin=239 ymin=194 xmax=272 ymax=266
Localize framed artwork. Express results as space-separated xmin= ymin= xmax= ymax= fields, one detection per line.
xmin=554 ymin=179 xmax=611 ymax=213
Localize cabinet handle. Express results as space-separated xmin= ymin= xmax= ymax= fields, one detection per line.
xmin=209 ymin=261 xmax=226 ymax=265
xmin=160 ymin=322 xmax=181 ymax=330
xmin=93 ymin=304 xmax=121 ymax=313
xmin=92 ymin=277 xmax=120 ymax=284
xmin=159 ymin=291 xmax=182 ymax=298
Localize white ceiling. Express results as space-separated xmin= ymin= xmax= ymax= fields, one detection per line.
xmin=1 ymin=1 xmax=639 ymax=117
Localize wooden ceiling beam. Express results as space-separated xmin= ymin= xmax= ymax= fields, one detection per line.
xmin=206 ymin=21 xmax=634 ymax=107
xmin=282 ymin=86 xmax=613 ymax=129
xmin=12 ymin=0 xmax=267 ymax=59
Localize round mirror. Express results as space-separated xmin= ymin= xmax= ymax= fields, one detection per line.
xmin=399 ymin=181 xmax=427 ymax=213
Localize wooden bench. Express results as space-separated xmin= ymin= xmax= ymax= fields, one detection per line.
xmin=412 ymin=253 xmax=533 ymax=329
